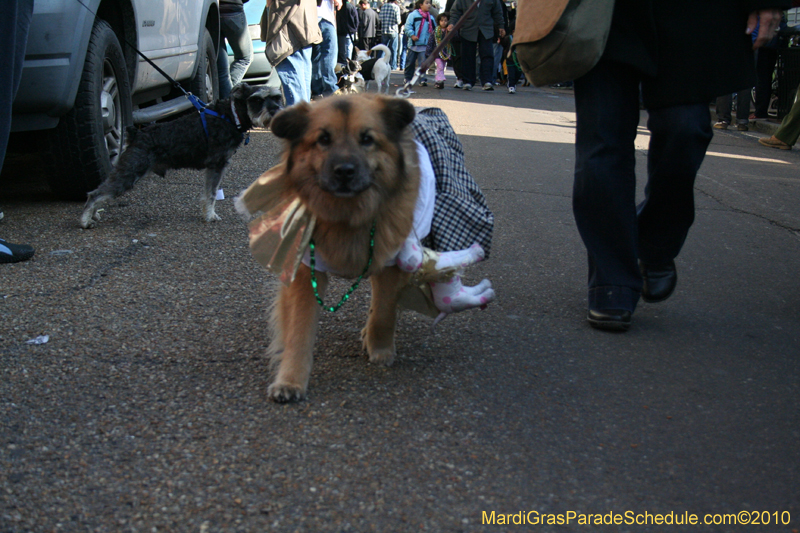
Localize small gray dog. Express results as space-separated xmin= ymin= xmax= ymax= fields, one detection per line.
xmin=80 ymin=83 xmax=283 ymax=229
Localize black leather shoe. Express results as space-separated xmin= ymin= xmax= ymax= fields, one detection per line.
xmin=587 ymin=309 xmax=631 ymax=332
xmin=639 ymin=259 xmax=677 ymax=303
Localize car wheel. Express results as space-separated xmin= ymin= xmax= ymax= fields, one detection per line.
xmin=190 ymin=28 xmax=219 ymax=104
xmin=45 ymin=19 xmax=132 ymax=201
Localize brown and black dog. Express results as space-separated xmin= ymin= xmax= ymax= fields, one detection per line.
xmin=264 ymin=94 xmax=421 ymax=402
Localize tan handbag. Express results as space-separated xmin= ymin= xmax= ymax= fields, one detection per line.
xmin=511 ymin=0 xmax=615 ymax=87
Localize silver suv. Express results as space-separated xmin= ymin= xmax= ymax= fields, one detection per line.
xmin=11 ymin=0 xmax=220 ymax=200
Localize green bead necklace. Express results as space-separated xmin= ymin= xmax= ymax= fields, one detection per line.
xmin=309 ymin=221 xmax=376 ymax=313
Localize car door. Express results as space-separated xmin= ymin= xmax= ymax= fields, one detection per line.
xmin=175 ymin=0 xmax=204 ymax=80
xmin=133 ymin=1 xmax=183 ymax=89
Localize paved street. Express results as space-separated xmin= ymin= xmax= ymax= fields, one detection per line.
xmin=1 ymin=74 xmax=799 ymax=532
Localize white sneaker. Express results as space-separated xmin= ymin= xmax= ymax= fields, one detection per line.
xmin=508 ymin=86 xmax=516 ymax=94
xmin=482 ymin=83 xmax=494 ymax=91
xmin=454 ymin=80 xmax=464 ymax=89
xmin=463 ymin=83 xmax=472 ymax=91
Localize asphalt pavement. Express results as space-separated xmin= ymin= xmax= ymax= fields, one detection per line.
xmin=1 ymin=73 xmax=799 ymax=532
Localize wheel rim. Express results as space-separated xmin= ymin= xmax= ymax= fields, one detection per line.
xmin=101 ymin=58 xmax=123 ymax=165
xmin=205 ymin=61 xmax=215 ymax=103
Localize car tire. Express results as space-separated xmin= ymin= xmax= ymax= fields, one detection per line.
xmin=189 ymin=28 xmax=219 ymax=104
xmin=44 ymin=19 xmax=132 ymax=201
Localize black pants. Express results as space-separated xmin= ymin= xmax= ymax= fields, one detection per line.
xmin=715 ymin=92 xmax=750 ymax=124
xmin=449 ymin=36 xmax=463 ymax=81
xmin=459 ymin=33 xmax=494 ymax=86
xmin=573 ymin=60 xmax=713 ymax=312
xmin=754 ymin=46 xmax=778 ymax=118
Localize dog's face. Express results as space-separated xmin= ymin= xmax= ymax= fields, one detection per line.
xmin=231 ymin=83 xmax=283 ymax=129
xmin=270 ymin=94 xmax=416 ymax=225
xmin=343 ymin=58 xmax=361 ymax=76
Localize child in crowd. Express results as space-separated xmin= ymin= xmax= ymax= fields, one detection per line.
xmin=427 ymin=12 xmax=454 ymax=89
xmin=403 ymin=0 xmax=434 ymax=86
xmin=501 ymin=23 xmax=521 ymax=94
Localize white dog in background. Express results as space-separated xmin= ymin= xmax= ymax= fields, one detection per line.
xmin=360 ymin=44 xmax=391 ymax=94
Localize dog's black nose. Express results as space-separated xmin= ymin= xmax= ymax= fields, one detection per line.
xmin=333 ymin=163 xmax=356 ymax=183
xmin=322 ymin=158 xmax=370 ymax=196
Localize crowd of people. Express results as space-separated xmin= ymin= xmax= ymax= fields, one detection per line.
xmin=712 ymin=14 xmax=798 ymax=136
xmin=262 ymin=0 xmax=521 ymax=103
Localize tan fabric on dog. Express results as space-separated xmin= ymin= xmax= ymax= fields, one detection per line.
xmin=236 ymin=164 xmax=317 ymax=285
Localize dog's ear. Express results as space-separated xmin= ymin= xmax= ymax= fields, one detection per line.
xmin=270 ymin=102 xmax=312 ymax=140
xmin=380 ymin=97 xmax=416 ymax=134
xmin=230 ymin=82 xmax=253 ymax=99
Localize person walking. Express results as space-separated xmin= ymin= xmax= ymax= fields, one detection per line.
xmin=447 ymin=0 xmax=505 ymax=91
xmin=759 ymin=83 xmax=800 ymax=150
xmin=262 ymin=0 xmax=322 ymax=105
xmin=337 ymin=0 xmax=360 ymax=63
xmin=567 ymin=1 xmax=786 ymax=332
xmin=443 ymin=0 xmax=465 ymax=88
xmin=427 ymin=12 xmax=454 ymax=89
xmin=398 ymin=3 xmax=411 ymax=70
xmin=751 ymin=16 xmax=787 ymax=118
xmin=357 ymin=0 xmax=379 ymax=51
xmin=403 ymin=0 xmax=434 ymax=86
xmin=0 ymin=0 xmax=35 ymax=264
xmin=217 ymin=0 xmax=254 ymax=99
xmin=714 ymin=91 xmax=751 ymax=131
xmin=500 ymin=25 xmax=520 ymax=94
xmin=378 ymin=0 xmax=402 ymax=69
xmin=311 ymin=0 xmax=341 ymax=98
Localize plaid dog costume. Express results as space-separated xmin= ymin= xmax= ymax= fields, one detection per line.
xmin=410 ymin=107 xmax=494 ymax=258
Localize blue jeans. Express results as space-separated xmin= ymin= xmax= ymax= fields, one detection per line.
xmin=276 ymin=47 xmax=312 ymax=106
xmin=492 ymin=42 xmax=502 ymax=82
xmin=404 ymin=49 xmax=427 ymax=83
xmin=380 ymin=33 xmax=399 ymax=70
xmin=399 ymin=34 xmax=408 ymax=70
xmin=572 ymin=59 xmax=712 ymax=312
xmin=311 ymin=19 xmax=339 ymax=96
xmin=0 ymin=0 xmax=33 ymax=167
xmin=217 ymin=11 xmax=254 ymax=99
xmin=218 ymin=12 xmax=253 ymax=98
xmin=337 ymin=34 xmax=354 ymax=63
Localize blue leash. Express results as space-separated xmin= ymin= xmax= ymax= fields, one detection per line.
xmin=187 ymin=93 xmax=249 ymax=145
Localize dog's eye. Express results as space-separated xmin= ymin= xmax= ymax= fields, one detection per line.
xmin=317 ymin=131 xmax=332 ymax=147
xmin=359 ymin=132 xmax=375 ymax=147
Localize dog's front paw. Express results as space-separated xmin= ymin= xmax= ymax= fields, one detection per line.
xmin=80 ymin=208 xmax=101 ymax=229
xmin=368 ymin=347 xmax=396 ymax=366
xmin=267 ymin=381 xmax=307 ymax=403
xmin=205 ymin=211 xmax=222 ymax=223
xmin=362 ymin=328 xmax=396 ymax=366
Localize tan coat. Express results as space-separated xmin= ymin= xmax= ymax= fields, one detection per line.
xmin=261 ymin=0 xmax=323 ymax=66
